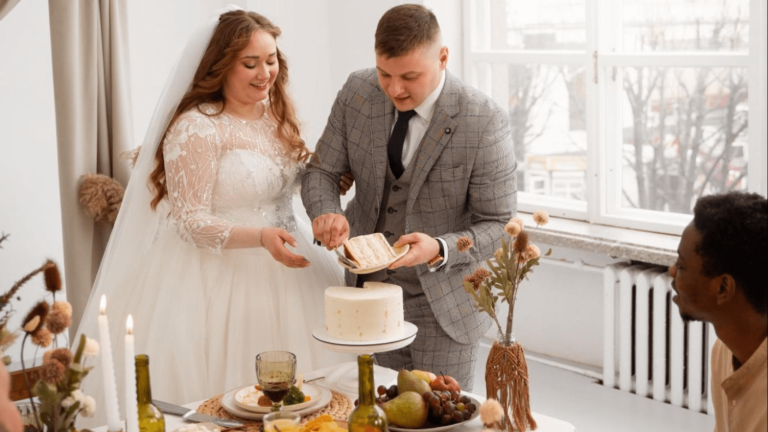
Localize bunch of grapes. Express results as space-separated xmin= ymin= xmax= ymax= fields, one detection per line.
xmin=356 ymin=386 xmax=476 ymax=427
xmin=354 ymin=384 xmax=399 ymax=406
xmin=422 ymin=390 xmax=475 ymax=426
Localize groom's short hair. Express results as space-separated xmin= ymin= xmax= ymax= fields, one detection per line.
xmin=375 ymin=4 xmax=441 ymax=59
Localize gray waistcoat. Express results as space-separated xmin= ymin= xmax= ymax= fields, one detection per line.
xmin=359 ymin=162 xmax=423 ymax=297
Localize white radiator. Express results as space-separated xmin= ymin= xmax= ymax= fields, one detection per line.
xmin=603 ymin=263 xmax=716 ymax=414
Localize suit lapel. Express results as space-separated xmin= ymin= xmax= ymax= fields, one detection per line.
xmin=370 ymin=85 xmax=394 ymax=216
xmin=407 ymin=72 xmax=460 ymax=212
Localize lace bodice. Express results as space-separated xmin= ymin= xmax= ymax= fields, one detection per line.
xmin=163 ymin=102 xmax=303 ymax=253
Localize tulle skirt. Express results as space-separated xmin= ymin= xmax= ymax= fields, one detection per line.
xmin=76 ymin=217 xmax=352 ymax=427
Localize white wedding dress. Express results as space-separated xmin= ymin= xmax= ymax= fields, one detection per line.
xmin=77 ymin=102 xmax=349 ymax=421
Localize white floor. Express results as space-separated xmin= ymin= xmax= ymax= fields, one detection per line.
xmin=471 ymin=343 xmax=715 ymax=432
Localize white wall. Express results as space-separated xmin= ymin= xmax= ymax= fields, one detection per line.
xmin=0 ymin=0 xmax=66 ymax=366
xmin=126 ymin=0 xmax=244 ymax=152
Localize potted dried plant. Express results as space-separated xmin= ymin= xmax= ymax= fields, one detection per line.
xmin=457 ymin=212 xmax=551 ymax=431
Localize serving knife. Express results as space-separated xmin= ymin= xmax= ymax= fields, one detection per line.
xmin=314 ymin=239 xmax=359 ymax=269
xmin=333 ymin=247 xmax=359 ymax=269
xmin=153 ymin=400 xmax=245 ymax=429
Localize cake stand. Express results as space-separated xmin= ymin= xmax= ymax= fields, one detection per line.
xmin=312 ymin=322 xmax=418 ymax=395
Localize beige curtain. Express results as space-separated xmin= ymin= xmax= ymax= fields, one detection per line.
xmin=48 ymin=0 xmax=133 ymax=334
xmin=0 ymin=0 xmax=21 ymax=21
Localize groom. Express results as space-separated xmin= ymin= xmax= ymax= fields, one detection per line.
xmin=302 ymin=4 xmax=516 ymax=390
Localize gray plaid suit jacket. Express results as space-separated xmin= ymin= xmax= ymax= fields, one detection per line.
xmin=301 ymin=68 xmax=517 ymax=345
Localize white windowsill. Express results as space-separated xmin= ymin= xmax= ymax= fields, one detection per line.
xmin=516 ymin=212 xmax=680 ymax=267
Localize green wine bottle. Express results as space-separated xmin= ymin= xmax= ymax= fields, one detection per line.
xmin=135 ymin=354 xmax=166 ymax=432
xmin=348 ymin=355 xmax=388 ymax=432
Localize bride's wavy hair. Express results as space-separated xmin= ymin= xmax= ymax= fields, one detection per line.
xmin=149 ymin=10 xmax=309 ymax=210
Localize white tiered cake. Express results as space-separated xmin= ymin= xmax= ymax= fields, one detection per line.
xmin=324 ymin=282 xmax=404 ymax=342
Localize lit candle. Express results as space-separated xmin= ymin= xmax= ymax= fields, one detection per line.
xmin=98 ymin=295 xmax=122 ymax=432
xmin=125 ymin=315 xmax=139 ymax=432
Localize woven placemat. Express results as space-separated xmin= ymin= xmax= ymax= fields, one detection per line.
xmin=197 ymin=391 xmax=353 ymax=431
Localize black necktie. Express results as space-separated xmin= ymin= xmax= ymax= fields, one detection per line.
xmin=387 ymin=109 xmax=417 ymax=178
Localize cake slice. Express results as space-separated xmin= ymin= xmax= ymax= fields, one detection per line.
xmin=342 ymin=233 xmax=397 ymax=268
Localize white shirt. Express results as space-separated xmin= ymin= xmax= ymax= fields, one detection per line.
xmin=392 ymin=70 xmax=446 ymax=169
xmin=390 ymin=70 xmax=449 ymax=269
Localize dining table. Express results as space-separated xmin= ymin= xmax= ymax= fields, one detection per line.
xmin=92 ymin=362 xmax=577 ymax=432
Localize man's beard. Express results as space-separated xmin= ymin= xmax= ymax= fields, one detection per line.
xmin=680 ymin=312 xmax=703 ymax=323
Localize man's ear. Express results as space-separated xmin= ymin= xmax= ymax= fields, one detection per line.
xmin=715 ymin=274 xmax=737 ymax=305
xmin=439 ymin=46 xmax=449 ymax=70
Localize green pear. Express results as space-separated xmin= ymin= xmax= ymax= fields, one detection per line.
xmin=411 ymin=369 xmax=437 ymax=384
xmin=380 ymin=391 xmax=429 ymax=428
xmin=397 ymin=369 xmax=432 ymax=395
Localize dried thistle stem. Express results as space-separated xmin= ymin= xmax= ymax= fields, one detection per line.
xmin=1 ymin=261 xmax=56 ymax=306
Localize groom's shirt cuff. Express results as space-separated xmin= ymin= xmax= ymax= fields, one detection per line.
xmin=428 ymin=237 xmax=448 ymax=272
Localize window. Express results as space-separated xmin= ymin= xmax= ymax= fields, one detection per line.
xmin=464 ymin=0 xmax=767 ymax=234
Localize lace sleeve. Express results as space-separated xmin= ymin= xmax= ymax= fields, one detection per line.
xmin=163 ymin=110 xmax=235 ymax=253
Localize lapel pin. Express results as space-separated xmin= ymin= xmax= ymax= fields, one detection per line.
xmin=445 ymin=127 xmax=452 ymax=134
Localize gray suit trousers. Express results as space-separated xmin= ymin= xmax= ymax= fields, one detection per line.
xmin=375 ymin=295 xmax=478 ymax=391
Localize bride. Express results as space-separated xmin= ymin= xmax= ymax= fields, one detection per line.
xmin=76 ymin=6 xmax=350 ymax=421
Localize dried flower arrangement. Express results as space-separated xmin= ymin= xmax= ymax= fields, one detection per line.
xmin=0 ymin=233 xmax=99 ymax=432
xmin=457 ymin=211 xmax=551 ymax=432
xmin=458 ymin=211 xmax=551 ymax=344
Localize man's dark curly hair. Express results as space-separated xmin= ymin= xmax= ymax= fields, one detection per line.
xmin=693 ymin=192 xmax=767 ymax=315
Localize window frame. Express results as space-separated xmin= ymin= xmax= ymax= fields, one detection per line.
xmin=463 ymin=0 xmax=767 ymax=235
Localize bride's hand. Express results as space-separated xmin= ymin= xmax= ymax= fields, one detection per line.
xmin=261 ymin=227 xmax=310 ymax=268
xmin=339 ymin=172 xmax=354 ymax=196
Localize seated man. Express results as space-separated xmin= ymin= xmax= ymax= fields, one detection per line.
xmin=669 ymin=191 xmax=767 ymax=432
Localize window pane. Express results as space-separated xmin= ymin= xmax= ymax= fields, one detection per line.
xmin=474 ymin=0 xmax=586 ymax=50
xmin=478 ymin=63 xmax=588 ymax=202
xmin=620 ymin=67 xmax=748 ymax=214
xmin=622 ymin=0 xmax=750 ymax=52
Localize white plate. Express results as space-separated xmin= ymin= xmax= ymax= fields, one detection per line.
xmin=338 ymin=244 xmax=410 ymax=275
xmin=312 ymin=322 xmax=418 ymax=354
xmin=388 ymin=396 xmax=481 ymax=432
xmin=233 ymin=382 xmax=321 ymax=413
xmin=221 ymin=383 xmax=332 ymax=421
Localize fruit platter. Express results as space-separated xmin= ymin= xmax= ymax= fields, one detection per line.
xmin=354 ymin=369 xmax=479 ymax=431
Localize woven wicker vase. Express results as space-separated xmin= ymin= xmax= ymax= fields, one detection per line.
xmin=485 ymin=336 xmax=537 ymax=431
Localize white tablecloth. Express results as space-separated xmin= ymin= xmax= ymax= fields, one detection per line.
xmin=95 ymin=363 xmax=577 ymax=432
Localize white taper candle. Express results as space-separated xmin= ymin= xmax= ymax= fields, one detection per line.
xmin=98 ymin=295 xmax=123 ymax=432
xmin=125 ymin=315 xmax=139 ymax=432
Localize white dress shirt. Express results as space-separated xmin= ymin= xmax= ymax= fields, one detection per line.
xmin=390 ymin=70 xmax=449 ymax=269
xmin=392 ymin=70 xmax=446 ymax=169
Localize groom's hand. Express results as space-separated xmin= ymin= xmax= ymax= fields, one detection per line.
xmin=389 ymin=233 xmax=440 ymax=269
xmin=312 ymin=213 xmax=349 ymax=250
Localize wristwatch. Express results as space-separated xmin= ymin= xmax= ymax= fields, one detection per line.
xmin=427 ymin=238 xmax=445 ymax=268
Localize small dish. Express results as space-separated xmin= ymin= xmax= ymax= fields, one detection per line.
xmin=337 ymin=244 xmax=409 ymax=275
xmin=221 ymin=384 xmax=332 ymax=421
xmin=234 ymin=382 xmax=321 ymax=413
